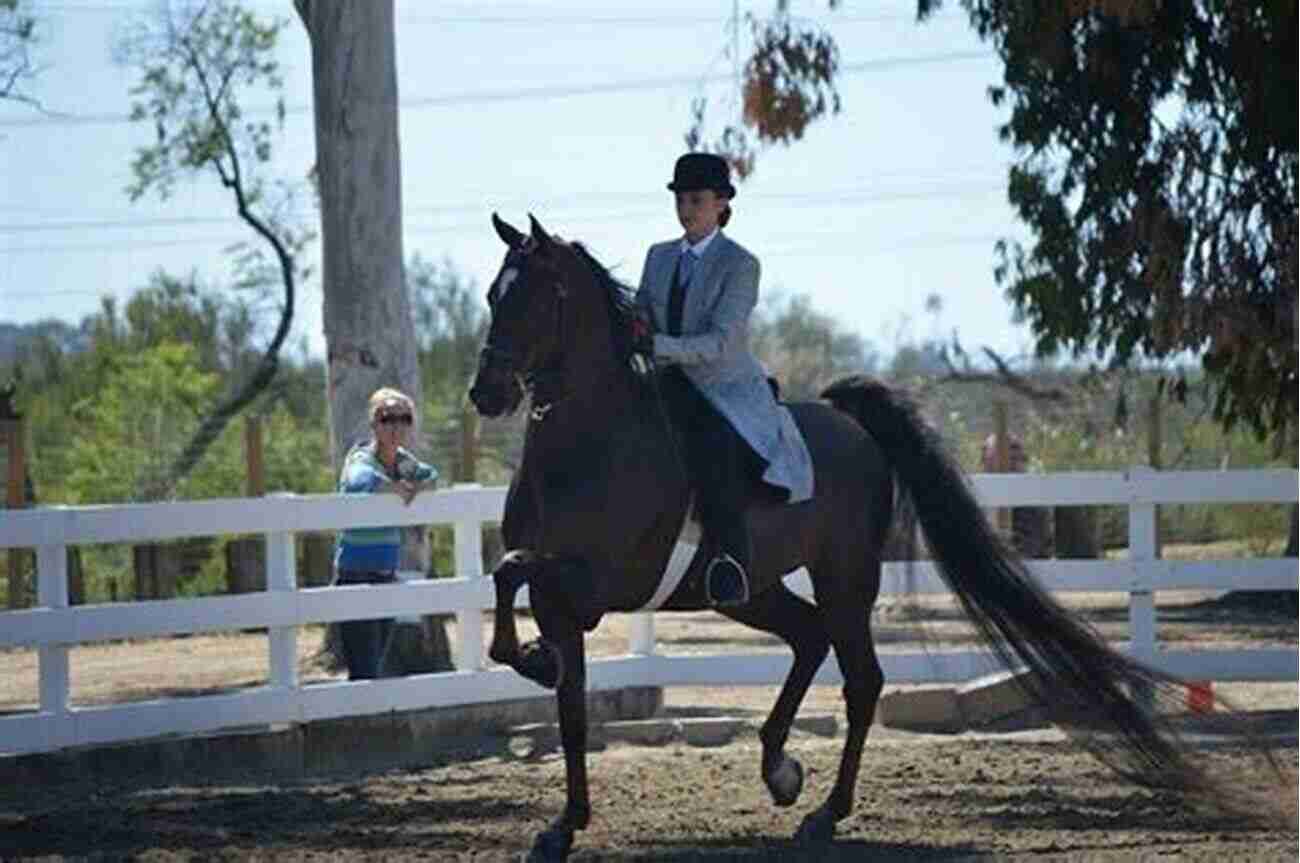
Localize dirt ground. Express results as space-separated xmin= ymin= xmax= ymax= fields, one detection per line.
xmin=1 ymin=591 xmax=1297 ymax=861
xmin=0 ymin=726 xmax=1295 ymax=861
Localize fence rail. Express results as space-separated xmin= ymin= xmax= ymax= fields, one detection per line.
xmin=1 ymin=468 xmax=1296 ymax=757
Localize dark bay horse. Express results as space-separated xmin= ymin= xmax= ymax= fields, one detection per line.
xmin=468 ymin=214 xmax=1254 ymax=862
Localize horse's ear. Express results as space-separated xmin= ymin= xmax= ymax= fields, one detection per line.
xmin=492 ymin=212 xmax=525 ymax=248
xmin=528 ymin=213 xmax=556 ymax=253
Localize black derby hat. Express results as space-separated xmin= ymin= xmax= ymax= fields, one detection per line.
xmin=667 ymin=152 xmax=736 ymax=198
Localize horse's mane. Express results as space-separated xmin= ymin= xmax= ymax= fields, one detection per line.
xmin=570 ymin=242 xmax=638 ymax=367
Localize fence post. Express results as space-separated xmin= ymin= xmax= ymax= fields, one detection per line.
xmin=991 ymin=401 xmax=1011 ymax=537
xmin=4 ymin=414 xmax=27 ymax=608
xmin=453 ymin=485 xmax=485 ymax=671
xmin=36 ymin=541 xmax=70 ymax=746
xmin=628 ymin=612 xmax=656 ymax=656
xmin=1146 ymin=394 xmax=1163 ymax=558
xmin=245 ymin=415 xmax=265 ymax=497
xmin=1127 ymin=466 xmax=1157 ymax=709
xmin=265 ymin=493 xmax=297 ymax=691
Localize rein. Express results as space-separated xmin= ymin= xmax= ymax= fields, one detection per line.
xmin=481 ymin=240 xmax=688 ymax=485
xmin=523 ymin=273 xmax=568 ymax=422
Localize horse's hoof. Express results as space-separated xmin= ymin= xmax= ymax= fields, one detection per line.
xmin=524 ymin=826 xmax=573 ymax=861
xmin=488 ymin=643 xmax=517 ymax=666
xmin=764 ymin=755 xmax=804 ymax=808
xmin=516 ymin=639 xmax=565 ymax=690
xmin=794 ymin=806 xmax=836 ymax=843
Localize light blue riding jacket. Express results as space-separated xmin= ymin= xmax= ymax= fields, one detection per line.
xmin=636 ymin=231 xmax=814 ymax=503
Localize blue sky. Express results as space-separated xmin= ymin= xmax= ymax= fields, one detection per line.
xmin=1 ymin=0 xmax=1036 ymax=362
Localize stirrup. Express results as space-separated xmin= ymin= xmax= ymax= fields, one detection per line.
xmin=705 ymin=553 xmax=750 ymax=607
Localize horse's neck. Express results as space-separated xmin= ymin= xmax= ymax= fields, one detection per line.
xmin=524 ymin=375 xmax=672 ymax=472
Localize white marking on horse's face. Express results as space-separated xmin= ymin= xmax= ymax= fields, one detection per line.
xmin=494 ymin=267 xmax=519 ymax=302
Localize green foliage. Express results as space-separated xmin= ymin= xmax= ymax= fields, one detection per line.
xmin=121 ymin=0 xmax=287 ymax=204
xmin=927 ymin=0 xmax=1297 ymax=445
xmin=727 ymin=1 xmax=1297 ymax=445
xmin=116 ymin=0 xmax=313 ymax=500
xmin=8 ymin=274 xmax=329 ymax=506
xmin=64 ymin=342 xmax=220 ymax=504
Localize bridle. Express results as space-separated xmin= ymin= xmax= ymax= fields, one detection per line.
xmin=480 ymin=239 xmax=570 ymax=422
xmin=479 ymin=232 xmax=689 ymax=483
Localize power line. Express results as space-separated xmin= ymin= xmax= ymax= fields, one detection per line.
xmin=0 ymin=50 xmax=992 ymax=129
xmin=0 ymin=181 xmax=1007 ymax=240
xmin=35 ymin=2 xmax=960 ymax=26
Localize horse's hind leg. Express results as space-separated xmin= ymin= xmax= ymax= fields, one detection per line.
xmin=796 ymin=559 xmax=884 ymax=842
xmin=721 ymin=584 xmax=830 ymax=808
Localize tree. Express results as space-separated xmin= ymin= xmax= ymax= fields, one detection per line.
xmin=704 ymin=1 xmax=1297 ymax=447
xmin=409 ymin=254 xmax=487 ymax=413
xmin=7 ymin=274 xmax=329 ymax=504
xmin=117 ymin=0 xmax=312 ymax=499
xmin=0 ymin=0 xmax=39 ymax=106
xmin=751 ymin=293 xmax=878 ymax=400
xmin=293 ymin=1 xmax=421 ymax=473
xmin=294 ymin=1 xmax=450 ymax=672
xmin=63 ymin=343 xmax=220 ymax=505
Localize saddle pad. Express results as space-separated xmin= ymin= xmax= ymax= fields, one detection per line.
xmin=636 ymin=503 xmax=703 ymax=611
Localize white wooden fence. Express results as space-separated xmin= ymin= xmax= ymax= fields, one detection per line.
xmin=1 ymin=468 xmax=1295 ymax=757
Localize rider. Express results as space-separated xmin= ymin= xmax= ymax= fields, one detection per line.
xmin=633 ymin=152 xmax=814 ymax=606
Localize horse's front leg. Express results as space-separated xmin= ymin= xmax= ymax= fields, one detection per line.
xmin=488 ymin=550 xmax=538 ymax=667
xmin=526 ymin=593 xmax=589 ymax=863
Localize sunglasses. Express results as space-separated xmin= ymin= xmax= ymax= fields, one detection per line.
xmin=377 ymin=412 xmax=413 ymax=426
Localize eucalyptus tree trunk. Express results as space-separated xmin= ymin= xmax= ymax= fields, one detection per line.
xmin=296 ymin=0 xmax=452 ymax=672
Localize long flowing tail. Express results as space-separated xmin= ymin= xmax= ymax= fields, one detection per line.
xmin=823 ymin=375 xmax=1274 ymax=805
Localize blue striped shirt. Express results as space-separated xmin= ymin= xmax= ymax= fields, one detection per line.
xmin=335 ymin=442 xmax=439 ymax=572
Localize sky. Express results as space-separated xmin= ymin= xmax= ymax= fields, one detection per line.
xmin=1 ymin=0 xmax=1037 ymax=364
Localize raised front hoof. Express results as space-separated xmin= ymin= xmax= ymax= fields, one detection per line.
xmin=794 ymin=806 xmax=837 ymax=843
xmin=516 ymin=639 xmax=565 ymax=690
xmin=523 ymin=826 xmax=573 ymax=862
xmin=763 ymin=756 xmax=804 ymax=808
xmin=488 ymin=641 xmax=518 ymax=667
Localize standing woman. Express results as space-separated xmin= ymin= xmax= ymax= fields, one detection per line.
xmin=633 ymin=153 xmax=813 ymax=606
xmin=333 ymin=387 xmax=439 ymax=679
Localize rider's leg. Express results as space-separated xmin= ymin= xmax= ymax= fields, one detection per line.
xmin=694 ymin=404 xmax=753 ymax=606
xmin=660 ymin=369 xmax=753 ymax=605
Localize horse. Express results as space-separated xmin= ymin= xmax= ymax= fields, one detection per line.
xmin=468 ymin=214 xmax=1252 ymax=862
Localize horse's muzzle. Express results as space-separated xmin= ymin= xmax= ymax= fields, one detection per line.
xmin=469 ymin=348 xmax=524 ymax=418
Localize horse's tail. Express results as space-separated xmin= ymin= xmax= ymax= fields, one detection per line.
xmin=822 ymin=375 xmax=1264 ymax=804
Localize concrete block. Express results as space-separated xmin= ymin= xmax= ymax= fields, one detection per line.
xmin=595 ymin=685 xmax=664 ymax=721
xmin=679 ymin=717 xmax=743 ymax=747
xmin=0 ymin=686 xmax=663 ymax=789
xmin=955 ymin=669 xmax=1040 ymax=728
xmin=877 ymin=686 xmax=964 ymax=733
xmin=504 ymin=722 xmax=606 ymax=760
xmin=603 ymin=718 xmax=680 ymax=746
xmin=303 ymin=713 xmax=407 ymax=774
xmin=792 ymin=714 xmax=838 ymax=737
xmin=170 ymin=724 xmax=302 ymax=780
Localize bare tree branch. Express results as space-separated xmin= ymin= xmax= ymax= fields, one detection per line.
xmin=937 ymin=343 xmax=1071 ymax=403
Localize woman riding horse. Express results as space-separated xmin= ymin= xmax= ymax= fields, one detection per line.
xmin=631 ymin=152 xmax=813 ymax=606
xmin=468 ymin=214 xmax=1278 ymax=862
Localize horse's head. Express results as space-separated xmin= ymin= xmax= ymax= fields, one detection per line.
xmin=469 ymin=213 xmax=582 ymax=419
